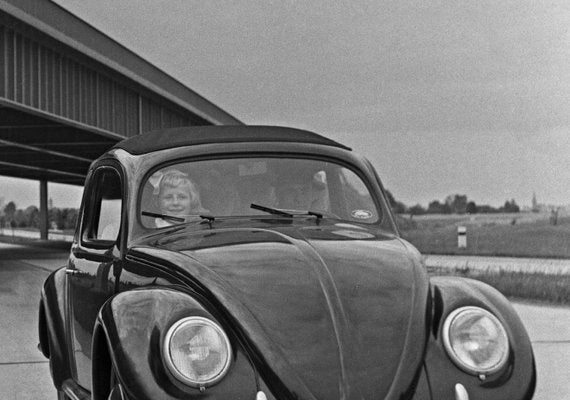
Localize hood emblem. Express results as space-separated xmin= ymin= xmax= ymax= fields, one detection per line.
xmin=351 ymin=209 xmax=373 ymax=219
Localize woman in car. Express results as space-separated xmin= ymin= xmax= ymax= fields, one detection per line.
xmin=154 ymin=169 xmax=209 ymax=227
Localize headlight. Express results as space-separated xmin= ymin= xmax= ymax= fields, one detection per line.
xmin=442 ymin=306 xmax=509 ymax=375
xmin=163 ymin=316 xmax=232 ymax=388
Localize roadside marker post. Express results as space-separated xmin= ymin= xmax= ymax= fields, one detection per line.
xmin=457 ymin=226 xmax=467 ymax=249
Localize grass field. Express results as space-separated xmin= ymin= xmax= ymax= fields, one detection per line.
xmin=398 ymin=211 xmax=570 ymax=304
xmin=398 ymin=212 xmax=570 ymax=259
xmin=428 ymin=267 xmax=570 ymax=305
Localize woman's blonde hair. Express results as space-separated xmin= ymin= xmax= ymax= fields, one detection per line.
xmin=158 ymin=169 xmax=204 ymax=211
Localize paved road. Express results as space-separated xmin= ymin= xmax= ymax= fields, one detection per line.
xmin=1 ymin=242 xmax=568 ymax=399
xmin=0 ymin=242 xmax=70 ymax=400
xmin=512 ymin=301 xmax=570 ymax=399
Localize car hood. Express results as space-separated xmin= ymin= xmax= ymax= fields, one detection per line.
xmin=131 ymin=222 xmax=429 ymax=399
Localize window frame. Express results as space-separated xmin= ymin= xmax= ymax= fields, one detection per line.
xmin=79 ymin=165 xmax=125 ymax=250
xmin=136 ymin=152 xmax=389 ymax=230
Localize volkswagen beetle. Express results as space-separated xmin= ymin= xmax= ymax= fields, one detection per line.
xmin=38 ymin=126 xmax=536 ymax=400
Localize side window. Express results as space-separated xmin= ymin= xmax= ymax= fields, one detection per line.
xmin=338 ymin=168 xmax=378 ymax=222
xmin=84 ymin=168 xmax=123 ymax=243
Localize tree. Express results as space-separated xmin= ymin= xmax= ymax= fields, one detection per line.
xmin=427 ymin=200 xmax=450 ymax=214
xmin=477 ymin=204 xmax=498 ymax=213
xmin=408 ymin=204 xmax=426 ymax=216
xmin=511 ymin=199 xmax=520 ymax=213
xmin=385 ymin=190 xmax=407 ymax=214
xmin=63 ymin=208 xmax=79 ymax=230
xmin=24 ymin=205 xmax=40 ymax=228
xmin=47 ymin=207 xmax=79 ymax=230
xmin=466 ymin=201 xmax=478 ymax=214
xmin=14 ymin=209 xmax=26 ymax=227
xmin=502 ymin=199 xmax=520 ymax=213
xmin=445 ymin=194 xmax=468 ymax=214
xmin=4 ymin=201 xmax=16 ymax=222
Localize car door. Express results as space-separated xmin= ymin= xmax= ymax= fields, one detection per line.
xmin=66 ymin=164 xmax=124 ymax=391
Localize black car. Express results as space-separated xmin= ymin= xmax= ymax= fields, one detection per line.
xmin=39 ymin=126 xmax=535 ymax=400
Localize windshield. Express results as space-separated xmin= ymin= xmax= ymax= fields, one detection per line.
xmin=139 ymin=157 xmax=383 ymax=228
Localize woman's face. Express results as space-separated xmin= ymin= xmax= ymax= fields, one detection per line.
xmin=159 ymin=184 xmax=192 ymax=216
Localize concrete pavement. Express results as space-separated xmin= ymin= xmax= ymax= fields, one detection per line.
xmin=0 ymin=242 xmax=68 ymax=399
xmin=511 ymin=301 xmax=570 ymax=400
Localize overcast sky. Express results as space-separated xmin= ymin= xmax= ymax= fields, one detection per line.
xmin=2 ymin=0 xmax=570 ymax=209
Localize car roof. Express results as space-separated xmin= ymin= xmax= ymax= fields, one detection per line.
xmin=113 ymin=125 xmax=351 ymax=155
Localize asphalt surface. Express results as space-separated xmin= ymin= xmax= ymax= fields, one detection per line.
xmin=0 ymin=242 xmax=70 ymax=400
xmin=0 ymin=241 xmax=568 ymax=399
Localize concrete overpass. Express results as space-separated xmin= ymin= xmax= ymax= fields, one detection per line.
xmin=0 ymin=0 xmax=242 ymax=238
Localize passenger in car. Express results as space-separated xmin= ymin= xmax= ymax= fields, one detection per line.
xmin=276 ymin=170 xmax=329 ymax=211
xmin=155 ymin=169 xmax=209 ymax=227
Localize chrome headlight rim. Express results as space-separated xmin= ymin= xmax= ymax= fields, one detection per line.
xmin=163 ymin=316 xmax=232 ymax=388
xmin=442 ymin=306 xmax=510 ymax=375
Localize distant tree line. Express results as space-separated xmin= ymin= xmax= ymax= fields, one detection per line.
xmin=0 ymin=201 xmax=78 ymax=230
xmin=385 ymin=191 xmax=520 ymax=215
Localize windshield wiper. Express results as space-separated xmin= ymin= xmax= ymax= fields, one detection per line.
xmin=250 ymin=204 xmax=322 ymax=219
xmin=250 ymin=203 xmax=293 ymax=217
xmin=142 ymin=211 xmax=216 ymax=223
xmin=305 ymin=210 xmax=323 ymax=219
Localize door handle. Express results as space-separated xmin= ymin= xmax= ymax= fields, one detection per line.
xmin=65 ymin=268 xmax=79 ymax=276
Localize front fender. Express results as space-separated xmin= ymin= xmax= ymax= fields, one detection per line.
xmin=425 ymin=276 xmax=536 ymax=400
xmin=39 ymin=267 xmax=73 ymax=389
xmin=92 ymin=287 xmax=258 ymax=400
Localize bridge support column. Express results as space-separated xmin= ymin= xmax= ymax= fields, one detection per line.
xmin=39 ymin=180 xmax=48 ymax=240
